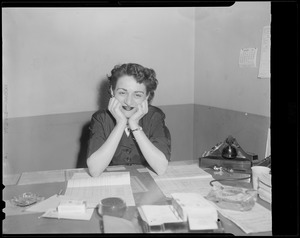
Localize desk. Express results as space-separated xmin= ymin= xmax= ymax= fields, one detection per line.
xmin=3 ymin=160 xmax=272 ymax=235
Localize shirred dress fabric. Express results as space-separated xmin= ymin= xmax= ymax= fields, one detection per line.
xmin=87 ymin=105 xmax=171 ymax=166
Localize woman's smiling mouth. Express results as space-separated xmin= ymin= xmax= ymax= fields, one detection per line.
xmin=122 ymin=106 xmax=135 ymax=111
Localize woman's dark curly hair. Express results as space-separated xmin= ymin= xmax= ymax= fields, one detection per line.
xmin=107 ymin=63 xmax=158 ymax=103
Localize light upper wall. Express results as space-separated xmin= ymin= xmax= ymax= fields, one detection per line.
xmin=3 ymin=4 xmax=270 ymax=119
xmin=3 ymin=8 xmax=195 ymax=118
xmin=194 ymin=2 xmax=271 ymax=117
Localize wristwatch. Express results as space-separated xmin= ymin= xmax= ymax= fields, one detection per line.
xmin=131 ymin=126 xmax=142 ymax=132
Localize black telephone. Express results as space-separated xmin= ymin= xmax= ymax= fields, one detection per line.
xmin=200 ymin=136 xmax=258 ymax=173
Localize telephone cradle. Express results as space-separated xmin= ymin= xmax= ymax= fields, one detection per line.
xmin=199 ymin=136 xmax=258 ymax=174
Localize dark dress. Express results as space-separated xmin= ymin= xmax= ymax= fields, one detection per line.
xmin=87 ymin=105 xmax=171 ymax=166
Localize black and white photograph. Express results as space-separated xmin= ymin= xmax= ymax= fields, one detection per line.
xmin=2 ymin=1 xmax=297 ymax=236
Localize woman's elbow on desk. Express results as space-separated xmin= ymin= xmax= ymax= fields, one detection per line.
xmin=86 ymin=157 xmax=103 ymax=177
xmin=154 ymin=159 xmax=168 ymax=176
xmin=88 ymin=170 xmax=101 ymax=178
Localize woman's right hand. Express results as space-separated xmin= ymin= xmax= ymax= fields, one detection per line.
xmin=108 ymin=97 xmax=127 ymax=126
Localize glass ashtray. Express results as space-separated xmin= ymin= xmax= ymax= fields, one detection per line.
xmin=206 ymin=185 xmax=257 ymax=211
xmin=11 ymin=192 xmax=44 ymax=207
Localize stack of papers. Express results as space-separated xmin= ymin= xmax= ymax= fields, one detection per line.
xmin=138 ymin=205 xmax=183 ymax=226
xmin=64 ymin=171 xmax=135 ymax=207
xmin=171 ymin=193 xmax=218 ymax=230
xmin=18 ymin=170 xmax=65 ymax=185
xmin=138 ymin=193 xmax=218 ymax=231
xmin=147 ymin=163 xmax=218 ymax=198
xmin=258 ymin=173 xmax=271 ymax=203
xmin=148 ymin=163 xmax=213 ymax=180
xmin=213 ymin=202 xmax=272 ymax=234
xmin=41 ymin=207 xmax=94 ymax=221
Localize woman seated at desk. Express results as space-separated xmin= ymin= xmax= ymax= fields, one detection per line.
xmin=87 ymin=63 xmax=171 ymax=177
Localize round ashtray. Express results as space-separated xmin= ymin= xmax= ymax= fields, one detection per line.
xmin=11 ymin=192 xmax=43 ymax=207
xmin=98 ymin=197 xmax=127 ymax=217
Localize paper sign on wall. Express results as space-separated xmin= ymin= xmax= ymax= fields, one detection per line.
xmin=258 ymin=26 xmax=271 ymax=78
xmin=239 ymin=48 xmax=258 ymax=68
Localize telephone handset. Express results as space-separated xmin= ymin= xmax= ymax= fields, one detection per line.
xmin=202 ymin=135 xmax=256 ymax=161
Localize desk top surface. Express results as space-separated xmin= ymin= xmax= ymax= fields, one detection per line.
xmin=3 ymin=160 xmax=272 ymax=235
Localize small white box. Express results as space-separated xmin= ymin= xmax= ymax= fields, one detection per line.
xmin=57 ymin=199 xmax=86 ymax=214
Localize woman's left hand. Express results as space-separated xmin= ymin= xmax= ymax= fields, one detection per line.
xmin=128 ymin=100 xmax=148 ymax=129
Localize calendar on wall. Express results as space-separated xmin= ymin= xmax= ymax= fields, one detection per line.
xmin=239 ymin=48 xmax=258 ymax=68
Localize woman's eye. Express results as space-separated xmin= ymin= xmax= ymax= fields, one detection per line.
xmin=118 ymin=92 xmax=125 ymax=95
xmin=135 ymin=94 xmax=142 ymax=98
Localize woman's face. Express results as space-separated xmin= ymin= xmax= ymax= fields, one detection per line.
xmin=112 ymin=75 xmax=148 ymax=118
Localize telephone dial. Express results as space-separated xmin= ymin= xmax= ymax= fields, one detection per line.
xmin=200 ymin=135 xmax=258 ymax=174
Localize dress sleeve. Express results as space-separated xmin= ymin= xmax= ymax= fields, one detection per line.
xmin=148 ymin=111 xmax=172 ymax=161
xmin=87 ymin=113 xmax=107 ymax=159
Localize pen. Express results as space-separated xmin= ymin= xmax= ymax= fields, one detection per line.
xmin=217 ymin=219 xmax=225 ymax=233
xmin=170 ymin=206 xmax=181 ymax=221
xmin=57 ymin=189 xmax=63 ymax=196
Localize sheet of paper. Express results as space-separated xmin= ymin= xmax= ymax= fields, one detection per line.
xmin=171 ymin=192 xmax=218 ymax=211
xmin=138 ymin=205 xmax=183 ymax=226
xmin=65 ymin=168 xmax=87 ymax=181
xmin=171 ymin=193 xmax=218 ymax=230
xmin=258 ymin=26 xmax=271 ymax=78
xmin=65 ymin=185 xmax=135 ymax=207
xmin=41 ymin=208 xmax=94 ymax=221
xmin=65 ymin=172 xmax=135 ymax=207
xmin=3 ymin=174 xmax=21 ymax=186
xmin=70 ymin=172 xmax=146 ymax=193
xmin=106 ymin=165 xmax=126 ymax=171
xmin=212 ymin=202 xmax=272 ymax=233
xmin=67 ymin=172 xmax=130 ymax=187
xmin=18 ymin=170 xmax=65 ymax=185
xmin=137 ymin=168 xmax=149 ymax=173
xmin=154 ymin=177 xmax=218 ymax=198
xmin=69 ymin=171 xmax=90 ymax=179
xmin=148 ymin=163 xmax=213 ymax=181
xmin=25 ymin=194 xmax=61 ymax=213
xmin=189 ymin=214 xmax=218 ymax=230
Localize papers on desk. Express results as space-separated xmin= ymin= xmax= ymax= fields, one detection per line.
xmin=65 ymin=168 xmax=86 ymax=181
xmin=40 ymin=207 xmax=94 ymax=221
xmin=171 ymin=193 xmax=218 ymax=230
xmin=25 ymin=195 xmax=84 ymax=213
xmin=154 ymin=177 xmax=218 ymax=198
xmin=25 ymin=194 xmax=94 ymax=220
xmin=106 ymin=165 xmax=126 ymax=171
xmin=214 ymin=202 xmax=272 ymax=234
xmin=25 ymin=194 xmax=61 ymax=213
xmin=18 ymin=170 xmax=65 ymax=185
xmin=138 ymin=193 xmax=218 ymax=231
xmin=3 ymin=174 xmax=21 ymax=186
xmin=64 ymin=171 xmax=135 ymax=207
xmin=138 ymin=205 xmax=183 ymax=226
xmin=148 ymin=163 xmax=213 ymax=180
xmin=147 ymin=163 xmax=217 ymax=198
